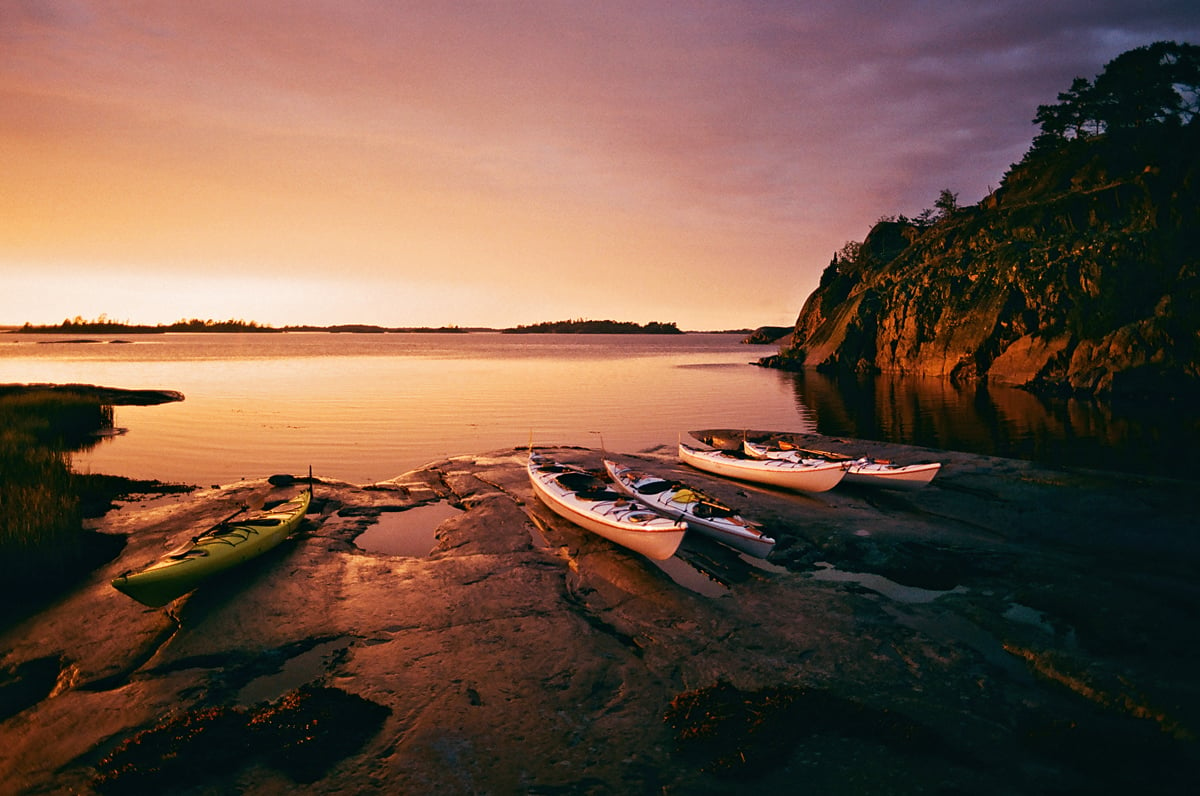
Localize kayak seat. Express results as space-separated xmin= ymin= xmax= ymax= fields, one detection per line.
xmin=576 ymin=489 xmax=624 ymax=502
xmin=635 ymin=481 xmax=673 ymax=495
xmin=556 ymin=472 xmax=602 ymax=491
xmin=693 ymin=503 xmax=734 ymax=519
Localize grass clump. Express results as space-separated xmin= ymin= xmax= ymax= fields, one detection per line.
xmin=0 ymin=390 xmax=120 ymax=614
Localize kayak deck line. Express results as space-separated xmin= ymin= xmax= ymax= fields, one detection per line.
xmin=111 ymin=488 xmax=312 ymax=607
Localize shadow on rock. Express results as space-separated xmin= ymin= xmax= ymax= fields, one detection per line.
xmin=0 ymin=655 xmax=62 ymax=722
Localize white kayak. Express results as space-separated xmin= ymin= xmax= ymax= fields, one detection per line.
xmin=527 ymin=454 xmax=687 ymax=560
xmin=742 ymin=440 xmax=941 ymax=490
xmin=679 ymin=442 xmax=845 ymax=493
xmin=603 ymin=459 xmax=775 ymax=558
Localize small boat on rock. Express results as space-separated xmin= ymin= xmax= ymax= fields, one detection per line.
xmin=679 ymin=441 xmax=846 ymax=493
xmin=603 ymin=459 xmax=775 ymax=558
xmin=112 ymin=487 xmax=311 ymax=607
xmin=742 ymin=440 xmax=941 ymax=490
xmin=527 ymin=453 xmax=687 ymax=560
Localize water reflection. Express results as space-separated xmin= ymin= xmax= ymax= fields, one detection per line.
xmin=15 ymin=333 xmax=815 ymax=485
xmin=354 ymin=503 xmax=463 ymax=557
xmin=6 ymin=332 xmax=1194 ymax=484
xmin=778 ymin=369 xmax=1199 ymax=479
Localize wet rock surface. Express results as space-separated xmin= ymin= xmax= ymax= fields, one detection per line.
xmin=2 ymin=431 xmax=1197 ymax=794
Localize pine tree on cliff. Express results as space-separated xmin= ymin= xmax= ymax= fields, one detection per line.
xmin=1032 ymin=41 xmax=1200 ymax=149
xmin=770 ymin=40 xmax=1200 ymax=397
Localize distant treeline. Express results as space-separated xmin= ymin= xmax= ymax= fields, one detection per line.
xmin=502 ymin=319 xmax=683 ymax=334
xmin=11 ymin=319 xmax=474 ymax=334
xmin=11 ymin=318 xmax=687 ymax=334
xmin=14 ymin=318 xmax=277 ymax=334
xmin=286 ymin=324 xmax=472 ymax=334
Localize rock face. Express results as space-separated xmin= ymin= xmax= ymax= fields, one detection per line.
xmin=2 ymin=439 xmax=1197 ymax=793
xmin=741 ymin=326 xmax=792 ymax=345
xmin=764 ymin=125 xmax=1200 ymax=397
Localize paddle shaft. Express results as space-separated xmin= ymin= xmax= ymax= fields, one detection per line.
xmin=207 ymin=504 xmax=249 ymax=533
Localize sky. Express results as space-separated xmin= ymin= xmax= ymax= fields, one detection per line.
xmin=3 ymin=1 xmax=1199 ymax=331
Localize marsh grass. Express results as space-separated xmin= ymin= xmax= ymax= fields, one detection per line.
xmin=0 ymin=390 xmax=120 ymax=604
xmin=0 ymin=390 xmax=114 ymax=450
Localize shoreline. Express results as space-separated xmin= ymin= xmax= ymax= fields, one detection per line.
xmin=2 ymin=432 xmax=1197 ymax=792
xmin=0 ymin=383 xmax=185 ymax=406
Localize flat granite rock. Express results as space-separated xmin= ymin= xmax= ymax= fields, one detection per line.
xmin=2 ymin=433 xmax=1197 ymax=794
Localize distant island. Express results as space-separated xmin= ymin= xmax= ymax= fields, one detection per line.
xmin=501 ymin=319 xmax=682 ymax=334
xmin=8 ymin=319 xmax=477 ymax=335
xmin=11 ymin=318 xmax=267 ymax=335
xmin=7 ymin=318 xmax=687 ymax=335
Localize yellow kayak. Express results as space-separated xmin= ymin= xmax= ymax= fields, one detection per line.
xmin=112 ymin=489 xmax=311 ymax=607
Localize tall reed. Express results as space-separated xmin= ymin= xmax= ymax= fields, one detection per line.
xmin=0 ymin=390 xmax=113 ymax=584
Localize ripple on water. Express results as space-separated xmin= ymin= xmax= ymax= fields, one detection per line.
xmin=354 ymin=502 xmax=464 ymax=557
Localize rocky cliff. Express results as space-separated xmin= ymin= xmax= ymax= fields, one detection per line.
xmin=764 ymin=121 xmax=1200 ymax=397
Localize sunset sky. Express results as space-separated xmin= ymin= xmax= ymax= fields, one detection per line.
xmin=4 ymin=2 xmax=1199 ymax=330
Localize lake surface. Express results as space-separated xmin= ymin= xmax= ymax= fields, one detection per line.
xmin=2 ymin=331 xmax=1194 ymax=484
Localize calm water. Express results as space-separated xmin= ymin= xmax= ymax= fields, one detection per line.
xmin=2 ymin=332 xmax=1194 ymax=484
xmin=786 ymin=369 xmax=1200 ymax=479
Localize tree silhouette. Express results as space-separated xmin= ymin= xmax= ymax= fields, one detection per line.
xmin=1033 ymin=77 xmax=1097 ymax=140
xmin=934 ymin=189 xmax=959 ymax=218
xmin=1093 ymin=41 xmax=1200 ymax=130
xmin=1034 ymin=41 xmax=1200 ymax=143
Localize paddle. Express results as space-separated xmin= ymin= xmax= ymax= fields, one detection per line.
xmin=197 ymin=504 xmax=251 ymax=538
xmin=792 ymin=447 xmax=854 ymax=461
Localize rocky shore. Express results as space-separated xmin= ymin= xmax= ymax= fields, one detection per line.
xmin=2 ymin=431 xmax=1197 ymax=794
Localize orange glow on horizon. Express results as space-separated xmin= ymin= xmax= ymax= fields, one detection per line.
xmin=4 ymin=2 xmax=1187 ymax=329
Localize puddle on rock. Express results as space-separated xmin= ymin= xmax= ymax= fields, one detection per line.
xmin=741 ymin=554 xmax=790 ymax=574
xmin=237 ymin=637 xmax=351 ymax=706
xmin=1004 ymin=602 xmax=1078 ymax=647
xmin=808 ymin=562 xmax=967 ymax=604
xmin=355 ymin=502 xmax=463 ymax=556
xmin=654 ymin=556 xmax=730 ymax=598
xmin=527 ymin=521 xmax=553 ymax=550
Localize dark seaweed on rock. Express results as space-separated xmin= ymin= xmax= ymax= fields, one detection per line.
xmin=664 ymin=680 xmax=947 ymax=777
xmin=93 ymin=686 xmax=390 ymax=792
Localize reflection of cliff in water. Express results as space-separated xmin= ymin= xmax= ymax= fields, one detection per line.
xmin=777 ymin=370 xmax=1199 ymax=479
